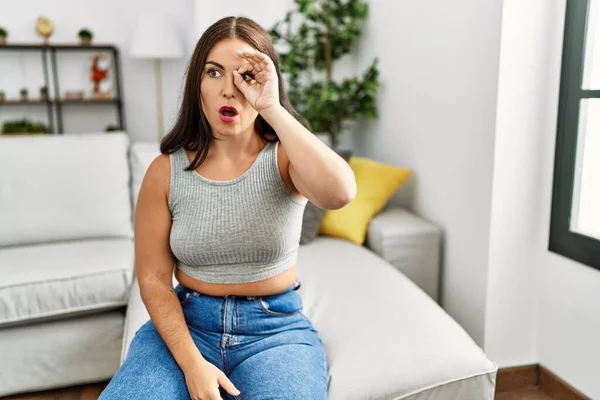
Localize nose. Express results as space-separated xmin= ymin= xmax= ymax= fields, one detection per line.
xmin=223 ymin=73 xmax=236 ymax=99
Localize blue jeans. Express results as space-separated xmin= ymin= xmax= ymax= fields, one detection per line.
xmin=99 ymin=281 xmax=328 ymax=399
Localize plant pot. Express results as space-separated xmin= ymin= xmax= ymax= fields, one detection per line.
xmin=0 ymin=95 xmax=5 ymax=102
xmin=79 ymin=37 xmax=92 ymax=46
xmin=19 ymin=95 xmax=28 ymax=102
xmin=40 ymin=95 xmax=47 ymax=101
xmin=0 ymin=36 xmax=6 ymax=45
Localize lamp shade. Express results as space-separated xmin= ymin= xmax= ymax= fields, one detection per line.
xmin=129 ymin=13 xmax=184 ymax=59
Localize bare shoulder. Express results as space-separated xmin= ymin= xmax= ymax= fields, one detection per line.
xmin=139 ymin=153 xmax=171 ymax=201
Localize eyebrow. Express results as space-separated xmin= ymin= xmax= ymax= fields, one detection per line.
xmin=205 ymin=61 xmax=224 ymax=69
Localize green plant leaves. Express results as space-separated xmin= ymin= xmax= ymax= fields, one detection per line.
xmin=270 ymin=0 xmax=379 ymax=148
xmin=2 ymin=118 xmax=48 ymax=134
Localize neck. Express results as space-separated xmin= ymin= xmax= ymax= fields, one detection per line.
xmin=209 ymin=128 xmax=264 ymax=159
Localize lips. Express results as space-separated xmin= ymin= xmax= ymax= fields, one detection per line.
xmin=218 ymin=105 xmax=239 ymax=122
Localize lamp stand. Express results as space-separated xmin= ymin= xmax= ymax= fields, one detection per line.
xmin=154 ymin=58 xmax=164 ymax=141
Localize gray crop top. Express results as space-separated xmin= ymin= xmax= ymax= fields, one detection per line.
xmin=168 ymin=141 xmax=308 ymax=284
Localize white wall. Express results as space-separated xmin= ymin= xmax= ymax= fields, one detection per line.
xmin=352 ymin=0 xmax=504 ymax=345
xmin=484 ymin=1 xmax=600 ymax=397
xmin=482 ymin=0 xmax=551 ymax=368
xmin=533 ymin=3 xmax=600 ymax=397
xmin=0 ymin=0 xmax=194 ymax=142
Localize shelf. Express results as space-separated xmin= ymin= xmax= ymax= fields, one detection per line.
xmin=59 ymin=98 xmax=120 ymax=104
xmin=0 ymin=43 xmax=118 ymax=52
xmin=0 ymin=42 xmax=124 ymax=133
xmin=0 ymin=100 xmax=50 ymax=105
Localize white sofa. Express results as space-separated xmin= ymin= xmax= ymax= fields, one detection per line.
xmin=0 ymin=133 xmax=497 ymax=399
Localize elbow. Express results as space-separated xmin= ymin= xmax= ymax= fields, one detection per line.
xmin=325 ymin=177 xmax=357 ymax=210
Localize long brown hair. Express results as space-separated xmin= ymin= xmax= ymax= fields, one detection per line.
xmin=160 ymin=16 xmax=307 ymax=171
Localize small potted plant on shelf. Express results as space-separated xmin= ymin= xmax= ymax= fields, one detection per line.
xmin=0 ymin=91 xmax=5 ymax=102
xmin=20 ymin=88 xmax=29 ymax=102
xmin=0 ymin=27 xmax=7 ymax=45
xmin=78 ymin=28 xmax=93 ymax=46
xmin=104 ymin=124 xmax=120 ymax=133
xmin=2 ymin=118 xmax=49 ymax=135
xmin=40 ymin=86 xmax=48 ymax=101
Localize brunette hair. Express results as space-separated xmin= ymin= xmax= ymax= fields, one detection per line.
xmin=160 ymin=16 xmax=306 ymax=171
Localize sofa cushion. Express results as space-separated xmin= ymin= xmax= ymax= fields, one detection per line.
xmin=121 ymin=236 xmax=496 ymax=399
xmin=129 ymin=141 xmax=161 ymax=206
xmin=0 ymin=132 xmax=133 ymax=247
xmin=296 ymin=237 xmax=496 ymax=399
xmin=0 ymin=238 xmax=134 ymax=328
xmin=319 ymin=157 xmax=412 ymax=245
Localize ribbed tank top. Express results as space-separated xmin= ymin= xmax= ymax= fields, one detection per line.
xmin=168 ymin=141 xmax=308 ymax=284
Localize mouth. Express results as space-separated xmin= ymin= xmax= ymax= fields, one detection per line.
xmin=218 ymin=105 xmax=239 ymax=122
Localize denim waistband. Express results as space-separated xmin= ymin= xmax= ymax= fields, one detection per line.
xmin=178 ymin=280 xmax=301 ymax=300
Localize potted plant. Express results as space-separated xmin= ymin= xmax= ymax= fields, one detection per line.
xmin=270 ymin=0 xmax=379 ymax=150
xmin=104 ymin=124 xmax=120 ymax=133
xmin=78 ymin=28 xmax=93 ymax=46
xmin=2 ymin=118 xmax=49 ymax=135
xmin=40 ymin=86 xmax=48 ymax=101
xmin=20 ymin=88 xmax=29 ymax=102
xmin=0 ymin=27 xmax=7 ymax=45
xmin=0 ymin=91 xmax=5 ymax=102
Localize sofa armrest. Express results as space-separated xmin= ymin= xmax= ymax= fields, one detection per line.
xmin=366 ymin=207 xmax=442 ymax=302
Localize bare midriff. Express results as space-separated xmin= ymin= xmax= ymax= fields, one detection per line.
xmin=174 ymin=264 xmax=298 ymax=297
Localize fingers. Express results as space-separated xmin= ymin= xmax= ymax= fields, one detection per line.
xmin=194 ymin=386 xmax=222 ymax=400
xmin=208 ymin=388 xmax=223 ymax=400
xmin=237 ymin=49 xmax=260 ymax=72
xmin=237 ymin=49 xmax=274 ymax=73
xmin=232 ymin=70 xmax=251 ymax=95
xmin=236 ymin=63 xmax=253 ymax=75
xmin=218 ymin=373 xmax=241 ymax=397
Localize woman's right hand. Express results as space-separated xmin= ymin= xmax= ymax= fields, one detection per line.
xmin=183 ymin=358 xmax=241 ymax=400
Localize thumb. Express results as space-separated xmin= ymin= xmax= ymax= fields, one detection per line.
xmin=233 ymin=70 xmax=250 ymax=97
xmin=219 ymin=373 xmax=241 ymax=396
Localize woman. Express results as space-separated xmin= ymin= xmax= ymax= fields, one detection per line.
xmin=100 ymin=16 xmax=355 ymax=400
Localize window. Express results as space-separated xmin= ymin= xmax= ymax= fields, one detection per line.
xmin=550 ymin=0 xmax=600 ymax=269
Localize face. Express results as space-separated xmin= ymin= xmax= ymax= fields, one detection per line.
xmin=200 ymin=38 xmax=259 ymax=138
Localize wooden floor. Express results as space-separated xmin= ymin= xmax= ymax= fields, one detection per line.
xmin=496 ymin=388 xmax=556 ymax=400
xmin=1 ymin=381 xmax=109 ymax=400
xmin=2 ymin=382 xmax=557 ymax=399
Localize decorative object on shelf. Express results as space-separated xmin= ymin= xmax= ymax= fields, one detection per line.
xmin=2 ymin=118 xmax=49 ymax=135
xmin=270 ymin=0 xmax=379 ymax=150
xmin=65 ymin=90 xmax=84 ymax=100
xmin=78 ymin=28 xmax=93 ymax=46
xmin=105 ymin=124 xmax=120 ymax=132
xmin=0 ymin=27 xmax=7 ymax=45
xmin=20 ymin=88 xmax=29 ymax=102
xmin=36 ymin=16 xmax=54 ymax=45
xmin=90 ymin=54 xmax=112 ymax=99
xmin=0 ymin=91 xmax=5 ymax=102
xmin=129 ymin=12 xmax=183 ymax=140
xmin=39 ymin=86 xmax=48 ymax=101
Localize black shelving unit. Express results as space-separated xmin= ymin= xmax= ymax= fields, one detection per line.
xmin=0 ymin=43 xmax=125 ymax=134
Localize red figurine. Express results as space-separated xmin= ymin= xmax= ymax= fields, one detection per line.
xmin=90 ymin=55 xmax=109 ymax=96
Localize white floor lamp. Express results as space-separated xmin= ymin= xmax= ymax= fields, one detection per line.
xmin=129 ymin=13 xmax=183 ymax=141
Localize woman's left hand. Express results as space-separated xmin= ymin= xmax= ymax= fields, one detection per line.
xmin=234 ymin=49 xmax=279 ymax=114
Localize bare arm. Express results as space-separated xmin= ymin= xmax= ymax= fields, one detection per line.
xmin=232 ymin=50 xmax=356 ymax=211
xmin=261 ymin=105 xmax=356 ymax=210
xmin=134 ymin=155 xmax=202 ymax=370
xmin=134 ymin=154 xmax=240 ymax=399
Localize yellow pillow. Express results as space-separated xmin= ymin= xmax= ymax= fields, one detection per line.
xmin=319 ymin=157 xmax=412 ymax=245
